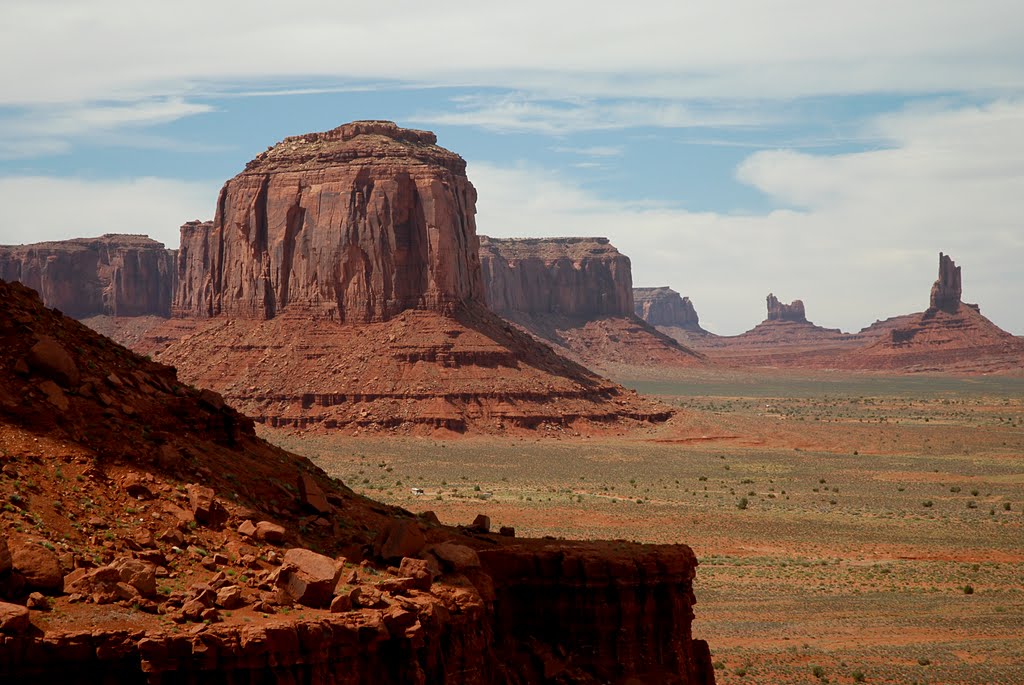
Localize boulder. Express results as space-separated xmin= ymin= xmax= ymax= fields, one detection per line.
xmin=216 ymin=585 xmax=246 ymax=610
xmin=237 ymin=520 xmax=258 ymax=538
xmin=255 ymin=521 xmax=286 ymax=543
xmin=27 ymin=336 xmax=79 ymax=387
xmin=374 ymin=520 xmax=426 ymax=562
xmin=297 ymin=472 xmax=332 ymax=514
xmin=470 ymin=514 xmax=491 ymax=533
xmin=398 ymin=557 xmax=433 ymax=590
xmin=11 ymin=540 xmax=63 ymax=593
xmin=430 ymin=542 xmax=481 ymax=572
xmin=275 ymin=548 xmax=343 ymax=608
xmin=110 ymin=557 xmax=157 ymax=597
xmin=0 ymin=602 xmax=30 ymax=633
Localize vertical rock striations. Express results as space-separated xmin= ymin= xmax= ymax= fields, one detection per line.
xmin=173 ymin=120 xmax=483 ymax=323
xmin=479 ymin=236 xmax=633 ymax=318
xmin=479 ymin=237 xmax=705 ymax=370
xmin=0 ymin=235 xmax=176 ymax=318
xmin=928 ymin=252 xmax=966 ymax=314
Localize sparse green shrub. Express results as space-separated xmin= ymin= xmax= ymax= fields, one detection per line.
xmin=737 ymin=497 xmax=748 ymax=510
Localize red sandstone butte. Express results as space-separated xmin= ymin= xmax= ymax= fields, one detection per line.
xmin=151 ymin=122 xmax=671 ymax=432
xmin=479 ymin=236 xmax=705 ymax=370
xmin=174 ymin=120 xmax=483 ymax=322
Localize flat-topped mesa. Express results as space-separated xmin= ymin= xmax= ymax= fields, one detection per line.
xmin=928 ymin=252 xmax=973 ymax=314
xmin=0 ymin=234 xmax=176 ymax=318
xmin=174 ymin=120 xmax=483 ymax=323
xmin=479 ymin=236 xmax=633 ymax=318
xmin=765 ymin=293 xmax=808 ymax=323
xmin=634 ymin=286 xmax=704 ymax=331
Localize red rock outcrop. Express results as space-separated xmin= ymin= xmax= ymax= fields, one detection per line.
xmin=479 ymin=237 xmax=705 ymax=371
xmin=0 ymin=234 xmax=175 ymax=318
xmin=149 ymin=123 xmax=672 ymax=432
xmin=765 ymin=293 xmax=807 ymax=323
xmin=0 ymin=277 xmax=713 ymax=684
xmin=844 ymin=253 xmax=1024 ymax=372
xmin=173 ymin=121 xmax=483 ymax=322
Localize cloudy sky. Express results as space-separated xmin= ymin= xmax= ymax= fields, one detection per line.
xmin=1 ymin=1 xmax=1022 ymax=334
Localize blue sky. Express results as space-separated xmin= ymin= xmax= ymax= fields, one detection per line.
xmin=1 ymin=1 xmax=1022 ymax=335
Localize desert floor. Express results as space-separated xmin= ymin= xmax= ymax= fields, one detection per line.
xmin=265 ymin=370 xmax=1024 ymax=684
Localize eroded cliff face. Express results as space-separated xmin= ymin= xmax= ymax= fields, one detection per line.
xmin=634 ymin=287 xmax=705 ymax=332
xmin=480 ymin=236 xmax=633 ymax=318
xmin=0 ymin=234 xmax=175 ymax=318
xmin=174 ymin=121 xmax=484 ymax=323
xmin=478 ymin=237 xmax=705 ymax=370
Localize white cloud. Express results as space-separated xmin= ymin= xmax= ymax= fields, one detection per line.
xmin=471 ymin=101 xmax=1024 ymax=335
xmin=1 ymin=1 xmax=1022 ymax=105
xmin=412 ymin=94 xmax=770 ymax=134
xmin=0 ymin=98 xmax=215 ymax=159
xmin=0 ymin=176 xmax=218 ymax=248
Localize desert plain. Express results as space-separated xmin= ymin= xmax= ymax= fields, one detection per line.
xmin=269 ymin=369 xmax=1024 ymax=685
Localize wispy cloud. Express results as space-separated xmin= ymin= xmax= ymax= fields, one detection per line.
xmin=553 ymin=145 xmax=624 ymax=157
xmin=412 ymin=93 xmax=772 ymax=134
xmin=0 ymin=97 xmax=214 ymax=159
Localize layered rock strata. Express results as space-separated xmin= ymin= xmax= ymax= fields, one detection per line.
xmin=0 ymin=234 xmax=175 ymax=318
xmin=152 ymin=122 xmax=672 ymax=431
xmin=174 ymin=121 xmax=483 ymax=322
xmin=479 ymin=237 xmax=705 ymax=370
xmin=0 ymin=277 xmax=712 ymax=684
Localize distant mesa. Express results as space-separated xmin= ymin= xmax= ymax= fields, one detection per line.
xmin=633 ymin=287 xmax=707 ymax=333
xmin=765 ymin=294 xmax=807 ymax=323
xmin=0 ymin=234 xmax=175 ymax=319
xmin=479 ymin=236 xmax=705 ymax=369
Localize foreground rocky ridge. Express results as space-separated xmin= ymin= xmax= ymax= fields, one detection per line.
xmin=0 ymin=278 xmax=712 ymax=684
xmin=479 ymin=236 xmax=705 ymax=371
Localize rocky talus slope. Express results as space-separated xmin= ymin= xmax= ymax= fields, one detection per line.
xmin=479 ymin=236 xmax=705 ymax=371
xmin=0 ymin=277 xmax=714 ymax=683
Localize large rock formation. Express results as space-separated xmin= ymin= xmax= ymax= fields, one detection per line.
xmin=150 ymin=122 xmax=672 ymax=432
xmin=846 ymin=252 xmax=1024 ymax=372
xmin=479 ymin=237 xmax=705 ymax=371
xmin=480 ymin=236 xmax=632 ymax=318
xmin=0 ymin=276 xmax=713 ymax=684
xmin=174 ymin=121 xmax=482 ymax=322
xmin=0 ymin=235 xmax=175 ymax=318
xmin=634 ymin=287 xmax=704 ymax=331
xmin=765 ymin=294 xmax=807 ymax=323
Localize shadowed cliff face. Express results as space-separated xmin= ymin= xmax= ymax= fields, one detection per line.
xmin=928 ymin=251 xmax=965 ymax=314
xmin=479 ymin=236 xmax=633 ymax=318
xmin=174 ymin=121 xmax=484 ymax=323
xmin=0 ymin=235 xmax=176 ymax=318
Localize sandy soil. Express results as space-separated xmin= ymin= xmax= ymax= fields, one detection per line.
xmin=267 ymin=371 xmax=1024 ymax=685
